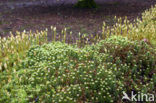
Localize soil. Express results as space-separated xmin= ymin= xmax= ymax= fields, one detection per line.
xmin=0 ymin=0 xmax=156 ymax=39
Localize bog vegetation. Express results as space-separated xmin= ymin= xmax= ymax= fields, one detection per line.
xmin=0 ymin=4 xmax=156 ymax=103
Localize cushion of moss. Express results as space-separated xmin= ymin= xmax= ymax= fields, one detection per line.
xmin=0 ymin=36 xmax=155 ymax=103
xmin=74 ymin=0 xmax=98 ymax=8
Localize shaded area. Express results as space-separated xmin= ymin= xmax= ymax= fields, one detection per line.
xmin=0 ymin=0 xmax=156 ymax=37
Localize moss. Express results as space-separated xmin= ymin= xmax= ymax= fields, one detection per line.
xmin=74 ymin=0 xmax=98 ymax=8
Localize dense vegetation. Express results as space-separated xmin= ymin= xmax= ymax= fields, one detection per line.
xmin=0 ymin=4 xmax=156 ymax=103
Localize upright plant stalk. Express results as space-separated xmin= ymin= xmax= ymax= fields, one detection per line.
xmin=69 ymin=31 xmax=72 ymax=44
xmin=64 ymin=28 xmax=67 ymax=43
xmin=51 ymin=26 xmax=54 ymax=41
xmin=53 ymin=27 xmax=56 ymax=42
xmin=102 ymin=22 xmax=106 ymax=39
xmin=61 ymin=30 xmax=64 ymax=42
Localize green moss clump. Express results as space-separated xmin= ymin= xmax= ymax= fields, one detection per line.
xmin=1 ymin=36 xmax=155 ymax=103
xmin=74 ymin=0 xmax=98 ymax=8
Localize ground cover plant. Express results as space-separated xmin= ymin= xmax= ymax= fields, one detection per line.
xmin=0 ymin=2 xmax=156 ymax=103
xmin=1 ymin=36 xmax=156 ymax=103
xmin=0 ymin=30 xmax=48 ymax=90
